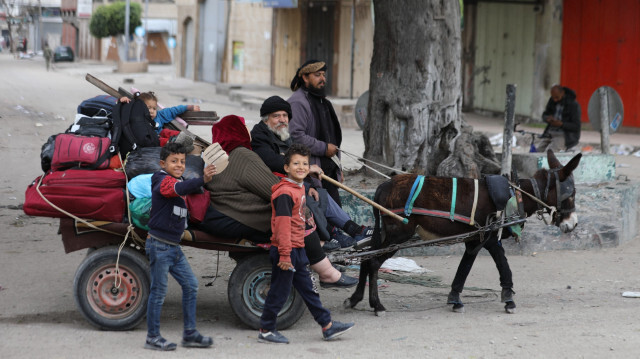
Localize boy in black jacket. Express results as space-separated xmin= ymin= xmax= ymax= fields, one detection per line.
xmin=144 ymin=143 xmax=216 ymax=351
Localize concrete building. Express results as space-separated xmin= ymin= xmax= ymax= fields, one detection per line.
xmin=1 ymin=0 xmax=62 ymax=53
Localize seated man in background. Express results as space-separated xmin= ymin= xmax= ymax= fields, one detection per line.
xmin=535 ymin=85 xmax=581 ymax=152
xmin=251 ymin=96 xmax=373 ymax=250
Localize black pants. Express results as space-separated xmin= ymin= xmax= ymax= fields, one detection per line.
xmin=195 ymin=205 xmax=271 ymax=244
xmin=196 ymin=205 xmax=327 ymax=265
xmin=260 ymin=247 xmax=331 ymax=331
xmin=450 ymin=236 xmax=513 ymax=293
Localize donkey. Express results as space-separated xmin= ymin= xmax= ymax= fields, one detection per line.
xmin=345 ymin=150 xmax=582 ymax=316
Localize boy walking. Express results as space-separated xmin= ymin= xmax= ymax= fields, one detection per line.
xmin=258 ymin=144 xmax=354 ymax=344
xmin=145 ymin=143 xmax=216 ymax=351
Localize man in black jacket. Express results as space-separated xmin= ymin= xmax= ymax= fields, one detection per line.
xmin=251 ymin=96 xmax=373 ymax=249
xmin=535 ymin=85 xmax=581 ymax=152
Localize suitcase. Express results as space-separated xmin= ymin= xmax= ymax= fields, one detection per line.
xmin=42 ymin=169 xmax=126 ymax=188
xmin=23 ymin=174 xmax=125 ymax=222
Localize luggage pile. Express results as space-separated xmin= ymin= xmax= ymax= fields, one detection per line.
xmin=23 ymin=95 xmax=202 ymax=225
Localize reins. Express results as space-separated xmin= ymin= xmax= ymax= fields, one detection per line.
xmin=338 ymin=147 xmax=409 ymax=179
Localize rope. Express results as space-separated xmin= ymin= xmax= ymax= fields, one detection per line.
xmin=338 ymin=147 xmax=409 ymax=176
xmin=339 ymin=150 xmax=391 ymax=179
xmin=114 ymin=152 xmax=145 ymax=288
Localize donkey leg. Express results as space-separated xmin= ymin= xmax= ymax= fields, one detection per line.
xmin=345 ymin=259 xmax=369 ymax=309
xmin=368 ymin=254 xmax=395 ymax=316
xmin=448 ymin=244 xmax=480 ymax=313
xmin=486 ymin=239 xmax=516 ymax=314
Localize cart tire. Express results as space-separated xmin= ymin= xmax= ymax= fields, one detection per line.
xmin=228 ymin=254 xmax=305 ymax=330
xmin=73 ymin=246 xmax=149 ymax=330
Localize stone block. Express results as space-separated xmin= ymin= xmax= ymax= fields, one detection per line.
xmin=116 ymin=61 xmax=148 ymax=73
xmin=511 ymin=153 xmax=616 ymax=184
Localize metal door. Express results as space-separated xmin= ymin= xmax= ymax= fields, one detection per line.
xmin=473 ymin=2 xmax=536 ymax=117
xmin=305 ymin=3 xmax=335 ymax=95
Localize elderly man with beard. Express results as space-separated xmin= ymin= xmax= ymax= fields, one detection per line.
xmin=251 ymin=96 xmax=373 ymax=250
xmin=288 ymin=60 xmax=344 ymax=207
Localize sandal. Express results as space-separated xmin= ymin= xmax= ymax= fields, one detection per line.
xmin=182 ymin=331 xmax=213 ymax=348
xmin=144 ymin=336 xmax=177 ymax=351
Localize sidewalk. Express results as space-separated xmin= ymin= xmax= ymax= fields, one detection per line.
xmin=46 ymin=57 xmax=640 ymax=178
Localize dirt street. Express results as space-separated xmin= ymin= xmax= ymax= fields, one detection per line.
xmin=1 ymin=54 xmax=640 ymax=359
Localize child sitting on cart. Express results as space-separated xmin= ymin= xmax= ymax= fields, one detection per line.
xmin=258 ymin=144 xmax=354 ymax=344
xmin=119 ymin=92 xmax=199 ymax=151
xmin=144 ymin=143 xmax=216 ymax=351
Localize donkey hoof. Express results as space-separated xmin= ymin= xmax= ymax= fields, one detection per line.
xmin=343 ymin=298 xmax=354 ymax=309
xmin=452 ymin=303 xmax=465 ymax=313
xmin=504 ymin=301 xmax=516 ymax=314
xmin=374 ymin=310 xmax=386 ymax=317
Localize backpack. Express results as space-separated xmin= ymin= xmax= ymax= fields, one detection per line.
xmin=40 ymin=134 xmax=58 ymax=172
xmin=51 ymin=134 xmax=112 ymax=170
xmin=112 ymin=99 xmax=159 ymax=155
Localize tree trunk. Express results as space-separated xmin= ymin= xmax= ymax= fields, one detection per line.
xmin=364 ymin=0 xmax=498 ymax=178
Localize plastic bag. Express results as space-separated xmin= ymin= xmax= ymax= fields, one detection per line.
xmin=124 ymin=147 xmax=204 ymax=180
xmin=128 ymin=174 xmax=152 ymax=199
xmin=129 ymin=197 xmax=152 ymax=230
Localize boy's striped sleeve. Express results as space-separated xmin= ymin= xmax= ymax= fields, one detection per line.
xmin=272 ymin=194 xmax=293 ymax=263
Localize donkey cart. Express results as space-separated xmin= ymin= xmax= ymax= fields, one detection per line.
xmin=59 ymin=218 xmax=306 ymax=331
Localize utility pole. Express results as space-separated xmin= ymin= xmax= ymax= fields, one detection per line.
xmin=142 ymin=0 xmax=148 ymax=61
xmin=37 ymin=0 xmax=42 ymax=52
xmin=124 ymin=0 xmax=130 ymax=61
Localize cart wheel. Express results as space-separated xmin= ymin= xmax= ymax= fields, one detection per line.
xmin=73 ymin=246 xmax=149 ymax=330
xmin=228 ymin=254 xmax=305 ymax=330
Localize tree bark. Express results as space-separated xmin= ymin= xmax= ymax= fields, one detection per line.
xmin=364 ymin=0 xmax=498 ymax=178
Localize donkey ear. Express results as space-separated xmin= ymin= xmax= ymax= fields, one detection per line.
xmin=558 ymin=153 xmax=582 ymax=181
xmin=547 ymin=149 xmax=562 ymax=169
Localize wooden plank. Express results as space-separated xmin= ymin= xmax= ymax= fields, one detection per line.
xmin=85 ymin=73 xmax=211 ymax=148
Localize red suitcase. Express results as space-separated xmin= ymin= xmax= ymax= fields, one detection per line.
xmin=42 ymin=168 xmax=126 ymax=188
xmin=23 ymin=173 xmax=125 ymax=222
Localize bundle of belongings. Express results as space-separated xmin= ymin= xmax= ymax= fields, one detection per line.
xmin=23 ymin=95 xmax=216 ymax=228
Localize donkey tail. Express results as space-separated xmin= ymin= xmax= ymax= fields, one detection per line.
xmin=371 ymin=185 xmax=384 ymax=249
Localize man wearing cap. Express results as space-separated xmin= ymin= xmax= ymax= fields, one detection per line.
xmin=251 ymin=96 xmax=374 ymax=250
xmin=288 ymin=60 xmax=344 ymax=207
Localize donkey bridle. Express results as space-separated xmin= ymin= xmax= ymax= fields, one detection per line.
xmin=527 ymin=168 xmax=575 ymax=226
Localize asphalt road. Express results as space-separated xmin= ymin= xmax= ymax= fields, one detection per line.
xmin=1 ymin=54 xmax=640 ymax=359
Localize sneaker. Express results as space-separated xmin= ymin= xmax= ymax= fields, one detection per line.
xmin=182 ymin=330 xmax=213 ymax=348
xmin=258 ymin=330 xmax=290 ymax=344
xmin=320 ymin=273 xmax=358 ymax=289
xmin=144 ymin=336 xmax=177 ymax=351
xmin=322 ymin=321 xmax=354 ymax=341
xmin=352 ymin=226 xmax=374 ymax=249
xmin=333 ymin=231 xmax=356 ymax=250
xmin=322 ymin=239 xmax=340 ymax=252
